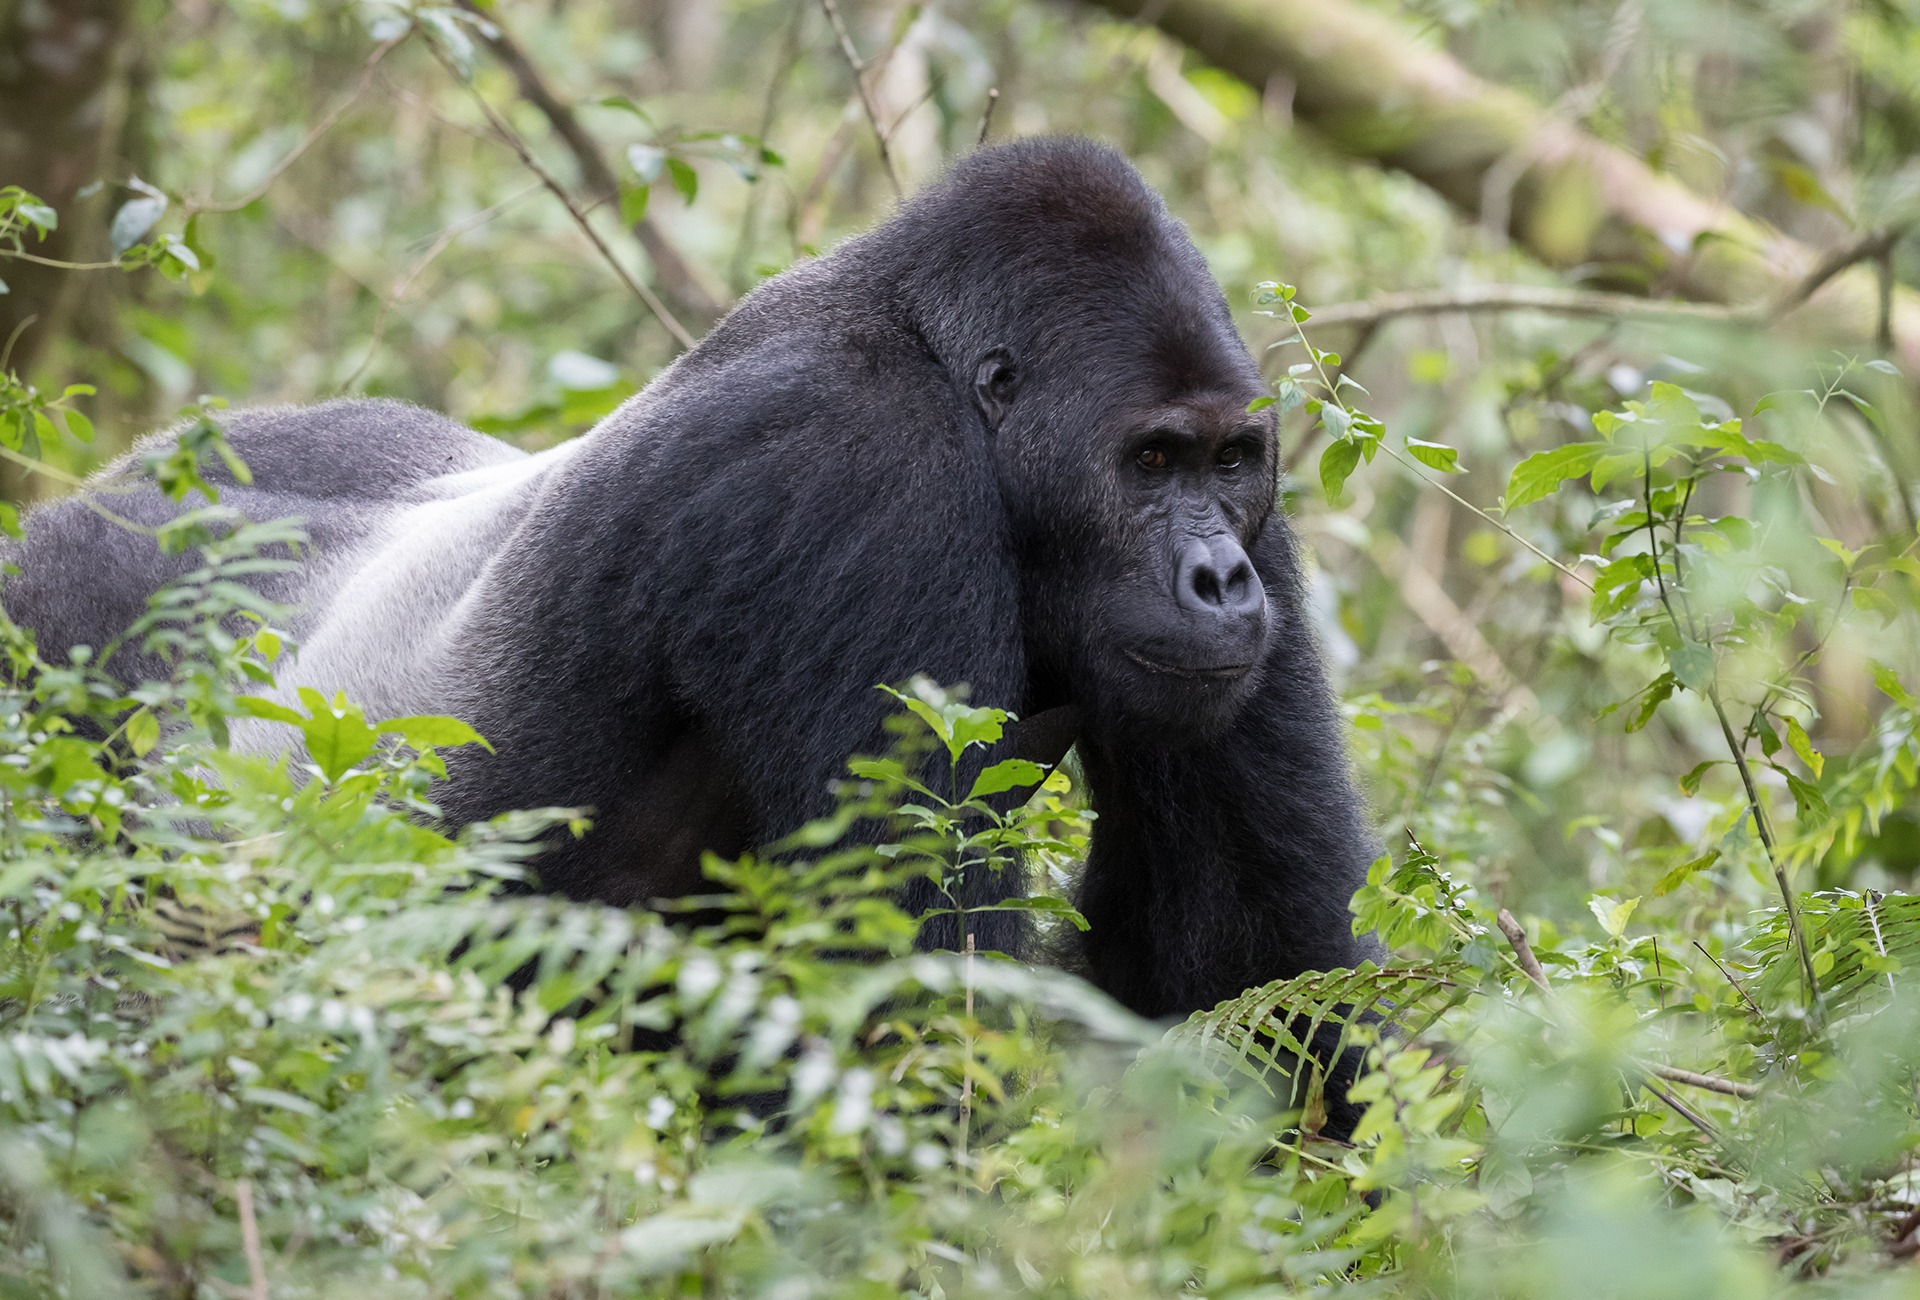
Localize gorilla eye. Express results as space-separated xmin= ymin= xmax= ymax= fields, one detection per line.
xmin=1136 ymin=446 xmax=1170 ymax=471
xmin=1218 ymin=444 xmax=1245 ymax=468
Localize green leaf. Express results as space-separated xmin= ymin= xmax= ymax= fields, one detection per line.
xmin=1587 ymin=894 xmax=1639 ymax=939
xmin=234 ymin=696 xmax=305 ymax=726
xmin=667 ymin=156 xmax=698 ymax=204
xmin=1784 ymin=716 xmax=1823 ymax=777
xmin=1244 ymin=395 xmax=1275 ymax=412
xmin=1872 ymin=661 xmax=1917 ymax=708
xmin=1667 ymin=640 xmax=1715 ymax=693
xmin=970 ymin=895 xmax=1090 ymax=931
xmin=1404 ymin=437 xmax=1462 ymax=473
xmin=124 ymin=709 xmax=159 ymax=758
xmin=1319 ymin=437 xmax=1361 ymax=504
xmin=0 ymin=502 xmax=20 ymax=540
xmin=1502 ymin=442 xmax=1607 ymax=510
xmin=619 ymin=183 xmax=650 ymax=225
xmin=296 ymin=688 xmax=379 ymax=783
xmin=1677 ymin=760 xmax=1717 ymax=795
xmin=1624 ymin=672 xmax=1675 ymax=733
xmin=968 ymin=758 xmax=1046 ymax=801
xmin=1851 ymin=585 xmax=1899 ymax=623
xmin=379 ymin=714 xmax=493 ymax=753
xmin=1654 ymin=849 xmax=1719 ymax=896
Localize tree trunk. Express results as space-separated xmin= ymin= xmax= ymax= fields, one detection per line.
xmin=1083 ymin=0 xmax=1920 ymax=376
xmin=0 ymin=0 xmax=138 ymax=378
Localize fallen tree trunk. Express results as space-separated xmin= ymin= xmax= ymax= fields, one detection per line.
xmin=1084 ymin=0 xmax=1920 ymax=375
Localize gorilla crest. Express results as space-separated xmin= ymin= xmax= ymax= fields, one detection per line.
xmin=3 ymin=138 xmax=1378 ymax=1025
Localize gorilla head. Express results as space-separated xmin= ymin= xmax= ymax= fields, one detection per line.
xmin=871 ymin=139 xmax=1280 ymax=744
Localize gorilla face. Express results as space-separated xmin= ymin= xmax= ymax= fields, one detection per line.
xmin=1099 ymin=388 xmax=1277 ymax=728
xmin=979 ymin=343 xmax=1281 ymax=746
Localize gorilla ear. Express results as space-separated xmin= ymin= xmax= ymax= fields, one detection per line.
xmin=973 ymin=347 xmax=1019 ymax=431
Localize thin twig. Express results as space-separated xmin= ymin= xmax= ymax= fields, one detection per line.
xmin=235 ymin=1178 xmax=268 ymax=1300
xmin=730 ymin=0 xmax=810 ymax=292
xmin=1300 ymin=285 xmax=1740 ymax=332
xmin=1647 ymin=1064 xmax=1757 ymax=1100
xmin=958 ymin=931 xmax=975 ymax=1165
xmin=1495 ymin=909 xmax=1550 ymax=990
xmin=453 ymin=0 xmax=725 ymax=324
xmin=1707 ymin=683 xmax=1818 ymax=1005
xmin=977 ymin=87 xmax=1000 ymax=147
xmin=1498 ymin=909 xmax=1733 ymax=1141
xmin=1691 ymin=940 xmax=1765 ymax=1019
xmin=1302 ymin=224 xmax=1909 ymax=338
xmin=190 ymin=31 xmax=408 ymax=216
xmin=1638 ymin=1077 xmax=1721 ymax=1141
xmin=339 ymin=182 xmax=542 ymax=391
xmin=432 ymin=48 xmax=696 ymax=350
xmin=819 ymin=0 xmax=902 ymax=198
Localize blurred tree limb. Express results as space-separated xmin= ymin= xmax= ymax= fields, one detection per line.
xmin=1085 ymin=0 xmax=1920 ymax=375
xmin=0 ymin=0 xmax=137 ymax=380
xmin=454 ymin=0 xmax=727 ymax=327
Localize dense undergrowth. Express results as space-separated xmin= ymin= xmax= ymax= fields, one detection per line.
xmin=0 ymin=342 xmax=1918 ymax=1298
xmin=6 ymin=2 xmax=1920 ymax=1293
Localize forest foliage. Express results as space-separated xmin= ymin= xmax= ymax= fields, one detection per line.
xmin=5 ymin=0 xmax=1920 ymax=1294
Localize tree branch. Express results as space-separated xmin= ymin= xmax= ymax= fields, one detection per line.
xmin=454 ymin=0 xmax=726 ymax=326
xmin=1083 ymin=0 xmax=1920 ymax=376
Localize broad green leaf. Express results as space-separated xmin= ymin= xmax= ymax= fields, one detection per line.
xmin=124 ymin=709 xmax=159 ymax=758
xmin=234 ymin=696 xmax=305 ymax=726
xmin=1404 ymin=437 xmax=1462 ymax=473
xmin=620 ymin=182 xmax=650 ymax=225
xmin=1320 ymin=437 xmax=1361 ymax=504
xmin=969 ymin=895 xmax=1090 ymax=931
xmin=1784 ymin=716 xmax=1823 ymax=778
xmin=667 ymin=156 xmax=699 ymax=204
xmin=1654 ymin=849 xmax=1719 ymax=897
xmin=1587 ymin=894 xmax=1639 ymax=939
xmin=968 ymin=758 xmax=1046 ymax=801
xmin=1667 ymin=640 xmax=1716 ymax=693
xmin=1502 ymin=441 xmax=1607 ymax=510
xmin=380 ymin=714 xmax=493 ymax=753
xmin=296 ymin=688 xmax=379 ymax=783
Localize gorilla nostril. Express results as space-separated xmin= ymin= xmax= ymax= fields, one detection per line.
xmin=1191 ymin=564 xmax=1224 ymax=606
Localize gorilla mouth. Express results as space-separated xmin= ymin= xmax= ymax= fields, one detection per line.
xmin=1122 ymin=648 xmax=1255 ymax=682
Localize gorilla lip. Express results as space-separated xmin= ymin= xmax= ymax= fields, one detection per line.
xmin=1122 ymin=648 xmax=1254 ymax=682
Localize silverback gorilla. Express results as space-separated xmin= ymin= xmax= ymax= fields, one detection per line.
xmin=2 ymin=138 xmax=1376 ymax=1025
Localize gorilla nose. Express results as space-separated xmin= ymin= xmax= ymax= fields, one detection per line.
xmin=1175 ymin=537 xmax=1265 ymax=620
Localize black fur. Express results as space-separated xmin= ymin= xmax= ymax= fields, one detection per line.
xmin=3 ymin=138 xmax=1378 ymax=1034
